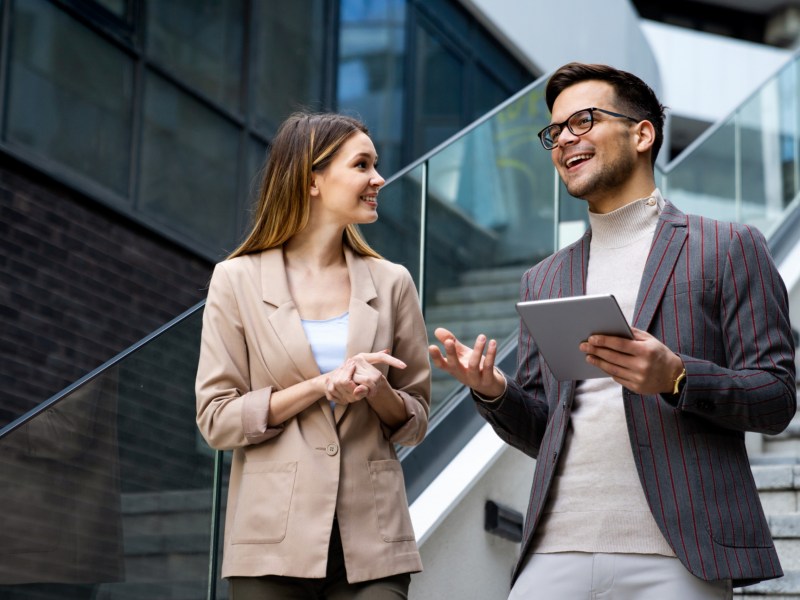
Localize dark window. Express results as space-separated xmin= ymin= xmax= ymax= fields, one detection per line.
xmin=249 ymin=1 xmax=327 ymax=137
xmin=6 ymin=0 xmax=134 ymax=196
xmin=146 ymin=0 xmax=245 ymax=112
xmin=139 ymin=72 xmax=239 ymax=252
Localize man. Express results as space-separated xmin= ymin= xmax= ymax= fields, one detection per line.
xmin=429 ymin=62 xmax=797 ymax=599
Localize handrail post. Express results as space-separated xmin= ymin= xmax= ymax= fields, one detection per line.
xmin=553 ymin=168 xmax=561 ymax=251
xmin=207 ymin=450 xmax=224 ymax=600
xmin=418 ymin=161 xmax=429 ymax=312
xmin=735 ymin=113 xmax=743 ymax=222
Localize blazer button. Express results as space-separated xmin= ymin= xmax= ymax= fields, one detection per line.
xmin=326 ymin=443 xmax=339 ymax=456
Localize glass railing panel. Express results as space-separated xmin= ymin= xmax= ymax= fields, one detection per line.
xmin=423 ymin=87 xmax=554 ymax=411
xmin=0 ymin=308 xmax=216 ymax=600
xmin=664 ymin=52 xmax=800 ymax=234
xmin=664 ymin=116 xmax=737 ymax=221
xmin=363 ymin=164 xmax=423 ymax=285
xmin=738 ymin=75 xmax=795 ymax=233
xmin=773 ymin=55 xmax=800 ymax=220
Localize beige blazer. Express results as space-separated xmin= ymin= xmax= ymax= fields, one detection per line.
xmin=196 ymin=246 xmax=431 ymax=583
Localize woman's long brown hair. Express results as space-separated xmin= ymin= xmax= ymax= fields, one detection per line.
xmin=228 ymin=112 xmax=382 ymax=260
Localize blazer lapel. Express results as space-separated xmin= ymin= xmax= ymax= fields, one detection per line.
xmin=560 ymin=232 xmax=590 ymax=390
xmin=261 ymin=248 xmax=322 ymax=387
xmin=332 ymin=247 xmax=379 ymax=424
xmin=632 ymin=202 xmax=688 ymax=331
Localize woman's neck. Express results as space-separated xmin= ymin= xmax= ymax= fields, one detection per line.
xmin=284 ymin=226 xmax=346 ymax=272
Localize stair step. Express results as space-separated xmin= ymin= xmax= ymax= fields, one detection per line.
xmin=425 ymin=299 xmax=518 ymax=322
xmin=735 ymin=570 xmax=800 ymax=596
xmin=459 ymin=265 xmax=527 ymax=285
xmin=435 ymin=282 xmax=519 ymax=304
xmin=99 ymin=580 xmax=209 ymax=600
xmin=427 ymin=318 xmax=519 ymax=345
xmin=753 ymin=465 xmax=800 ymax=491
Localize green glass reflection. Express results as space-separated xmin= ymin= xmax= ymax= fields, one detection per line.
xmin=423 ymin=84 xmax=554 ymax=412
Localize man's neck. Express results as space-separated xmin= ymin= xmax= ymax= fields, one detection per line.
xmin=586 ymin=183 xmax=656 ymax=215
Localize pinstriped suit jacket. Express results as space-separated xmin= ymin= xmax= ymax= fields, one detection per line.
xmin=477 ymin=201 xmax=797 ymax=587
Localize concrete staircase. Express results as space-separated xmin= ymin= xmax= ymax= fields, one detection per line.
xmin=424 ymin=264 xmax=526 ymax=405
xmin=736 ymin=400 xmax=800 ymax=599
xmin=97 ymin=489 xmax=223 ymax=600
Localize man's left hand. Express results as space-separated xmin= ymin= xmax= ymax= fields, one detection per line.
xmin=579 ymin=327 xmax=684 ymax=395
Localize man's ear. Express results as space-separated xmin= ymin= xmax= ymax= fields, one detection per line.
xmin=635 ymin=120 xmax=656 ymax=155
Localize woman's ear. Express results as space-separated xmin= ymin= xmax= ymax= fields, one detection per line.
xmin=309 ymin=178 xmax=319 ymax=197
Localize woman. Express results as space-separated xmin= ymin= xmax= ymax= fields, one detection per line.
xmin=196 ymin=112 xmax=431 ymax=599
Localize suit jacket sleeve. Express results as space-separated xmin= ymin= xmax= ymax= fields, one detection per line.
xmin=669 ymin=223 xmax=796 ymax=434
xmin=195 ymin=262 xmax=284 ymax=450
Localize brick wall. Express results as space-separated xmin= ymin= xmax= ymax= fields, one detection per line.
xmin=0 ymin=155 xmax=214 ymax=424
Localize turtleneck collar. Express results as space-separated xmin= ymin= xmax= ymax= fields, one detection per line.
xmin=588 ymin=188 xmax=664 ymax=249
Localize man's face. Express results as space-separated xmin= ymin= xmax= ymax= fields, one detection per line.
xmin=549 ymin=80 xmax=638 ymax=211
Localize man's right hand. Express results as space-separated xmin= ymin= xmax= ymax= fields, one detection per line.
xmin=428 ymin=327 xmax=506 ymax=399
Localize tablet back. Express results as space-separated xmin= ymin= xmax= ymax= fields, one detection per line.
xmin=515 ymin=294 xmax=632 ymax=381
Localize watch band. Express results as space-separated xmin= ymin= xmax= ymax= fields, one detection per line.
xmin=672 ymin=367 xmax=687 ymax=395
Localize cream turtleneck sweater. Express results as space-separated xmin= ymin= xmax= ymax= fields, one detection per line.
xmin=531 ymin=189 xmax=674 ymax=557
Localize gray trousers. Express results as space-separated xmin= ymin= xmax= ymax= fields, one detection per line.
xmin=509 ymin=552 xmax=733 ymax=599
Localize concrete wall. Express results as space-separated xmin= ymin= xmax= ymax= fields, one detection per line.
xmin=410 ymin=443 xmax=536 ymax=599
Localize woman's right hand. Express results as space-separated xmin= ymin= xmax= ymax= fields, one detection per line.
xmin=325 ymin=351 xmax=406 ymax=404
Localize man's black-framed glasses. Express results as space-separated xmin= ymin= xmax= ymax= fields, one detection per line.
xmin=537 ymin=107 xmax=640 ymax=150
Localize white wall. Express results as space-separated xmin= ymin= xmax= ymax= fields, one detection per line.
xmin=410 ymin=442 xmax=536 ymax=599
xmin=458 ymin=0 xmax=662 ymax=97
xmin=641 ymin=20 xmax=790 ymax=125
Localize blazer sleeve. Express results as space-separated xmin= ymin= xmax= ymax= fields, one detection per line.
xmin=195 ymin=262 xmax=284 ymax=450
xmin=671 ymin=223 xmax=796 ymax=434
xmin=381 ymin=266 xmax=431 ymax=446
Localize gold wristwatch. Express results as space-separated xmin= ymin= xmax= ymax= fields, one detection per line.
xmin=672 ymin=367 xmax=687 ymax=395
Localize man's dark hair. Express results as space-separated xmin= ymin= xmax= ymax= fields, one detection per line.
xmin=545 ymin=62 xmax=667 ymax=166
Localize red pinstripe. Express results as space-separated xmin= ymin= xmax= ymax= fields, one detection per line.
xmin=475 ymin=202 xmax=792 ymax=587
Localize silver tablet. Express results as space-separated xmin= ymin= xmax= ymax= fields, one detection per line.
xmin=515 ymin=294 xmax=633 ymax=381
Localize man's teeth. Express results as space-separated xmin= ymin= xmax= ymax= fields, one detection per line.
xmin=566 ymin=154 xmax=591 ymax=168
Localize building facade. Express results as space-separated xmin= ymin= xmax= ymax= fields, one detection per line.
xmin=0 ymin=0 xmax=533 ymax=420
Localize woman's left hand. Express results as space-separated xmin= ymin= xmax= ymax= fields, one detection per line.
xmin=325 ymin=351 xmax=406 ymax=404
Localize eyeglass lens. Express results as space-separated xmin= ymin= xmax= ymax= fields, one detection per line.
xmin=544 ymin=110 xmax=593 ymax=149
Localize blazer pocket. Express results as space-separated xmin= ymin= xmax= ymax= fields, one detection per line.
xmin=231 ymin=461 xmax=297 ymax=544
xmin=368 ymin=459 xmax=415 ymax=542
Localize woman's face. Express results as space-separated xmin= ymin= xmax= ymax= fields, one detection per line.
xmin=310 ymin=131 xmax=385 ymax=226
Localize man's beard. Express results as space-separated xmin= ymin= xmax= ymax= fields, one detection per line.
xmin=564 ymin=150 xmax=636 ymax=200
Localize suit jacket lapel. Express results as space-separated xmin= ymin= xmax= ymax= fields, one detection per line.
xmin=560 ymin=232 xmax=590 ymax=392
xmin=632 ymin=202 xmax=688 ymax=331
xmin=260 ymin=248 xmax=322 ymax=386
xmin=333 ymin=247 xmax=379 ymax=423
